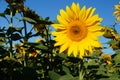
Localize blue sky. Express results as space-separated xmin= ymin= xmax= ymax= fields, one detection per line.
xmin=0 ymin=0 xmax=120 ymax=54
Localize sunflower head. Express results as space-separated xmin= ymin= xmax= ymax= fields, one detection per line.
xmin=14 ymin=43 xmax=26 ymax=55
xmin=5 ymin=0 xmax=24 ymax=13
xmin=33 ymin=24 xmax=47 ymax=32
xmin=52 ymin=2 xmax=103 ymax=59
xmin=28 ymin=47 xmax=40 ymax=58
xmin=23 ymin=7 xmax=40 ymax=23
xmin=103 ymin=27 xmax=119 ymax=40
xmin=101 ymin=54 xmax=112 ymax=65
xmin=113 ymin=2 xmax=120 ymax=21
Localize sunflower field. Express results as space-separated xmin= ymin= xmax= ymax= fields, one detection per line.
xmin=0 ymin=0 xmax=120 ymax=80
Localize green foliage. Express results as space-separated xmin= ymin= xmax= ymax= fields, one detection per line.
xmin=0 ymin=0 xmax=120 ymax=80
xmin=113 ymin=50 xmax=120 ymax=65
xmin=22 ymin=17 xmax=37 ymax=24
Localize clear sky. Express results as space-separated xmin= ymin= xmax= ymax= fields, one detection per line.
xmin=0 ymin=0 xmax=120 ymax=54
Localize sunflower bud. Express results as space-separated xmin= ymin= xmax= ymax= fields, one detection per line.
xmin=101 ymin=54 xmax=112 ymax=65
xmin=103 ymin=27 xmax=119 ymax=40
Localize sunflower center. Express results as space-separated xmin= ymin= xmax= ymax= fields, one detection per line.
xmin=67 ymin=21 xmax=87 ymax=41
xmin=72 ymin=27 xmax=80 ymax=34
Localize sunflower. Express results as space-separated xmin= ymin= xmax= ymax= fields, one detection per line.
xmin=103 ymin=27 xmax=119 ymax=40
xmin=113 ymin=2 xmax=120 ymax=21
xmin=52 ymin=2 xmax=103 ymax=58
xmin=101 ymin=54 xmax=112 ymax=65
xmin=113 ymin=3 xmax=120 ymax=15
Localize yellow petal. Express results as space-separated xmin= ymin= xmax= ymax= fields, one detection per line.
xmin=71 ymin=3 xmax=80 ymax=16
xmin=72 ymin=42 xmax=78 ymax=57
xmin=86 ymin=14 xmax=102 ymax=26
xmin=114 ymin=5 xmax=120 ymax=10
xmin=91 ymin=41 xmax=102 ymax=48
xmin=51 ymin=24 xmax=66 ymax=29
xmin=66 ymin=6 xmax=75 ymax=20
xmin=93 ymin=32 xmax=104 ymax=36
xmin=116 ymin=16 xmax=120 ymax=21
xmin=79 ymin=6 xmax=86 ymax=21
xmin=87 ymin=32 xmax=99 ymax=40
xmin=88 ymin=26 xmax=103 ymax=31
xmin=54 ymin=34 xmax=66 ymax=41
xmin=80 ymin=38 xmax=90 ymax=51
xmin=88 ymin=45 xmax=93 ymax=53
xmin=54 ymin=35 xmax=68 ymax=46
xmin=60 ymin=9 xmax=72 ymax=22
xmin=79 ymin=46 xmax=85 ymax=59
xmin=113 ymin=11 xmax=120 ymax=16
xmin=59 ymin=40 xmax=71 ymax=53
xmin=52 ymin=31 xmax=66 ymax=36
xmin=57 ymin=15 xmax=68 ymax=25
xmin=68 ymin=42 xmax=74 ymax=56
xmin=85 ymin=7 xmax=96 ymax=19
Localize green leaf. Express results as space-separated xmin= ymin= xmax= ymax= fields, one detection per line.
xmin=113 ymin=50 xmax=120 ymax=65
xmin=37 ymin=19 xmax=52 ymax=25
xmin=22 ymin=67 xmax=37 ymax=80
xmin=48 ymin=71 xmax=61 ymax=80
xmin=79 ymin=70 xmax=85 ymax=80
xmin=58 ymin=74 xmax=74 ymax=80
xmin=0 ymin=42 xmax=4 ymax=46
xmin=0 ymin=13 xmax=6 ymax=17
xmin=0 ymin=47 xmax=9 ymax=57
xmin=0 ymin=33 xmax=5 ymax=37
xmin=4 ymin=8 xmax=10 ymax=15
xmin=6 ymin=27 xmax=16 ymax=35
xmin=108 ymin=73 xmax=120 ymax=80
xmin=63 ymin=66 xmax=70 ymax=74
xmin=107 ymin=40 xmax=120 ymax=50
xmin=88 ymin=59 xmax=97 ymax=65
xmin=15 ymin=27 xmax=24 ymax=34
xmin=84 ymin=59 xmax=99 ymax=69
xmin=53 ymin=20 xmax=59 ymax=24
xmin=107 ymin=40 xmax=116 ymax=44
xmin=45 ymin=17 xmax=49 ymax=20
xmin=74 ymin=77 xmax=79 ymax=80
xmin=36 ymin=42 xmax=48 ymax=50
xmin=58 ymin=53 xmax=67 ymax=59
xmin=25 ymin=42 xmax=48 ymax=50
xmin=22 ymin=17 xmax=37 ymax=24
xmin=11 ymin=33 xmax=22 ymax=41
xmin=97 ymin=65 xmax=106 ymax=75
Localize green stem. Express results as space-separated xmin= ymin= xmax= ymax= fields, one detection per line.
xmin=23 ymin=19 xmax=27 ymax=67
xmin=9 ymin=10 xmax=13 ymax=58
xmin=23 ymin=20 xmax=27 ymax=42
xmin=23 ymin=21 xmax=28 ymax=67
xmin=8 ymin=7 xmax=13 ymax=80
xmin=5 ymin=16 xmax=10 ymax=24
xmin=78 ymin=60 xmax=84 ymax=80
xmin=45 ymin=26 xmax=51 ymax=59
xmin=23 ymin=53 xmax=27 ymax=67
xmin=10 ymin=11 xmax=13 ymax=27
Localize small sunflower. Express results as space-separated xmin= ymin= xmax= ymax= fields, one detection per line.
xmin=14 ymin=43 xmax=26 ymax=55
xmin=33 ymin=24 xmax=46 ymax=32
xmin=113 ymin=2 xmax=120 ymax=21
xmin=113 ymin=2 xmax=120 ymax=16
xmin=101 ymin=54 xmax=112 ymax=65
xmin=29 ymin=48 xmax=40 ymax=57
xmin=52 ymin=2 xmax=103 ymax=58
xmin=5 ymin=0 xmax=24 ymax=13
xmin=103 ymin=27 xmax=119 ymax=40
